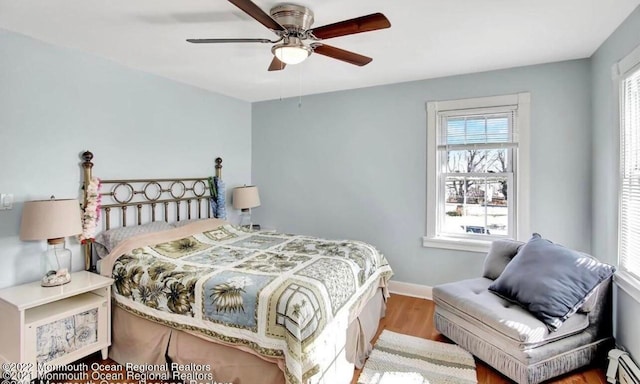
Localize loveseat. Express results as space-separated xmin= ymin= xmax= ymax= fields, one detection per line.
xmin=432 ymin=235 xmax=615 ymax=384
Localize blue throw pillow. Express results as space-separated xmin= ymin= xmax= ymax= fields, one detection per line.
xmin=488 ymin=233 xmax=615 ymax=331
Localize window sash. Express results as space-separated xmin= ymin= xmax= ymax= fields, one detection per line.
xmin=437 ymin=173 xmax=514 ymax=240
xmin=436 ymin=111 xmax=517 ymax=239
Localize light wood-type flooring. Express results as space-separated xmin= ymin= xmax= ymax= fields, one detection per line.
xmin=61 ymin=294 xmax=606 ymax=384
xmin=350 ymin=294 xmax=607 ymax=384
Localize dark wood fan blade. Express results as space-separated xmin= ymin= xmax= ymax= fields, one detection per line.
xmin=268 ymin=56 xmax=286 ymax=71
xmin=312 ymin=44 xmax=372 ymax=66
xmin=187 ymin=38 xmax=273 ymax=44
xmin=311 ymin=13 xmax=390 ymax=40
xmin=228 ymin=0 xmax=285 ymax=31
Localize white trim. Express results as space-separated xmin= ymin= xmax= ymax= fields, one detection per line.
xmin=612 ymin=42 xmax=640 ymax=78
xmin=613 ymin=50 xmax=624 ymax=274
xmin=428 ymin=93 xmax=523 ymax=112
xmin=422 ymin=236 xmax=490 ymax=253
xmin=425 ymin=92 xmax=531 ymax=251
xmin=516 ymin=92 xmax=531 ymax=240
xmin=614 ymin=43 xmax=640 ymax=289
xmin=426 ymin=101 xmax=438 ymax=242
xmin=614 ymin=271 xmax=640 ymax=304
xmin=388 ymin=280 xmax=433 ymax=300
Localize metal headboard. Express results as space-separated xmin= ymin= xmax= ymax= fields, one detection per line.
xmin=80 ymin=150 xmax=222 ymax=270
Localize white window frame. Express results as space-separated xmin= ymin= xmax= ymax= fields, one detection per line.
xmin=424 ymin=93 xmax=531 ymax=253
xmin=613 ymin=42 xmax=640 ymax=300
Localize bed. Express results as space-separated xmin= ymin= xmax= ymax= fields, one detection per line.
xmin=79 ymin=151 xmax=393 ymax=384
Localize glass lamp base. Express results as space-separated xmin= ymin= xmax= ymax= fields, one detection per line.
xmin=42 ymin=239 xmax=72 ymax=287
xmin=239 ymin=209 xmax=253 ymax=231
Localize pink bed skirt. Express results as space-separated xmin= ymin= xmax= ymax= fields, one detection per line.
xmin=109 ymin=288 xmax=386 ymax=384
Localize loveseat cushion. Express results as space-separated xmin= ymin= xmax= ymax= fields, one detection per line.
xmin=433 ymin=278 xmax=588 ymax=348
xmin=488 ymin=234 xmax=615 ymax=331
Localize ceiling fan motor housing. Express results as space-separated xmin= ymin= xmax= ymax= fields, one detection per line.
xmin=270 ymin=3 xmax=314 ymax=34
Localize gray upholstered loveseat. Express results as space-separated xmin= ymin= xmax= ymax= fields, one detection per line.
xmin=433 ymin=236 xmax=614 ymax=384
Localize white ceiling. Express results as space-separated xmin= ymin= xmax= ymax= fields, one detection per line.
xmin=1 ymin=0 xmax=638 ymax=102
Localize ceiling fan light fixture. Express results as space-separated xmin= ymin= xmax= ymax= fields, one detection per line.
xmin=272 ymin=41 xmax=311 ymax=65
xmin=186 ymin=0 xmax=391 ymax=71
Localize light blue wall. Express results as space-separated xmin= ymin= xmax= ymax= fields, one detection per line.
xmin=0 ymin=29 xmax=252 ymax=288
xmin=3 ymin=4 xmax=639 ymax=360
xmin=591 ymin=6 xmax=640 ymax=361
xmin=252 ymin=59 xmax=592 ymax=287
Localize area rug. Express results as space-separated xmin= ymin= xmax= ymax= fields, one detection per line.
xmin=357 ymin=330 xmax=477 ymax=384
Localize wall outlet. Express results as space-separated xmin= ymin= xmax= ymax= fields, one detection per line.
xmin=0 ymin=194 xmax=14 ymax=210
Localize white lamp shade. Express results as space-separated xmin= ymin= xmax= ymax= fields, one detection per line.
xmin=233 ymin=186 xmax=261 ymax=210
xmin=273 ymin=46 xmax=310 ymax=65
xmin=20 ymin=198 xmax=83 ymax=241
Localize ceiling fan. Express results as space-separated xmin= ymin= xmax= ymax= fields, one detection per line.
xmin=186 ymin=0 xmax=391 ymax=71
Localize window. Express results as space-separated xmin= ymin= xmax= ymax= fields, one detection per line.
xmin=617 ymin=45 xmax=640 ymax=286
xmin=425 ymin=94 xmax=530 ymax=252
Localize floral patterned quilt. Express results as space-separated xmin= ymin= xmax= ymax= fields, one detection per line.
xmin=100 ymin=220 xmax=393 ymax=384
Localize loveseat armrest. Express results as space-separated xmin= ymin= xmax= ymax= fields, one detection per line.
xmin=585 ymin=276 xmax=613 ymax=338
xmin=482 ymin=239 xmax=524 ymax=280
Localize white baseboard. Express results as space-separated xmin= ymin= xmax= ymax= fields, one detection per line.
xmin=615 ymin=272 xmax=640 ymax=304
xmin=388 ymin=280 xmax=433 ymax=300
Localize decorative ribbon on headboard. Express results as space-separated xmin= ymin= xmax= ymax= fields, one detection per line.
xmin=209 ymin=157 xmax=226 ymax=219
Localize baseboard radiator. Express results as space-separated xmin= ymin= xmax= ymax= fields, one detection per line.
xmin=608 ymin=349 xmax=640 ymax=384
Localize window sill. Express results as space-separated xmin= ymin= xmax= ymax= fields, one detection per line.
xmin=422 ymin=236 xmax=490 ymax=253
xmin=614 ymin=271 xmax=640 ymax=304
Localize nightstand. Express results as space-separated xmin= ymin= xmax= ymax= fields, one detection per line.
xmin=0 ymin=271 xmax=113 ymax=381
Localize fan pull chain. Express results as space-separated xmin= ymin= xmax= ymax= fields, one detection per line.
xmin=278 ymin=66 xmax=283 ymax=101
xmin=298 ymin=65 xmax=303 ymax=108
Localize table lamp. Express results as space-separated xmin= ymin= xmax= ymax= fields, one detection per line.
xmin=232 ymin=186 xmax=260 ymax=230
xmin=20 ymin=197 xmax=83 ymax=287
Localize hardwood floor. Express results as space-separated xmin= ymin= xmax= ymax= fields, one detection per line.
xmin=351 ymin=294 xmax=607 ymax=384
xmin=63 ymin=294 xmax=606 ymax=384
